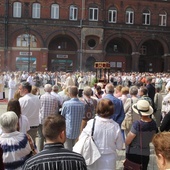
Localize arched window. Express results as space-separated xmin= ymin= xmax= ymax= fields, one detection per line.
xmin=69 ymin=5 xmax=78 ymax=20
xmin=126 ymin=8 xmax=134 ymax=24
xmin=89 ymin=6 xmax=98 ymax=21
xmin=32 ymin=3 xmax=41 ymax=19
xmin=13 ymin=2 xmax=21 ymax=18
xmin=51 ymin=4 xmax=59 ymax=19
xmin=142 ymin=9 xmax=150 ymax=25
xmin=16 ymin=34 xmax=37 ymax=48
xmin=108 ymin=7 xmax=117 ymax=23
xmin=159 ymin=11 xmax=167 ymax=26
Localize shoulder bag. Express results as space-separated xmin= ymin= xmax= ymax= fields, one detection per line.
xmin=73 ymin=118 xmax=101 ymax=165
xmin=123 ymin=121 xmax=142 ymax=170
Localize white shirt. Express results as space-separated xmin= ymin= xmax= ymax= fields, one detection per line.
xmin=8 ymin=78 xmax=17 ymax=89
xmin=79 ymin=116 xmax=123 ymax=170
xmin=27 ymin=76 xmax=34 ymax=86
xmin=19 ymin=93 xmax=41 ymax=127
xmin=19 ymin=115 xmax=30 ymax=133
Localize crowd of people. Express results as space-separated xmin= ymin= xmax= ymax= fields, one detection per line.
xmin=0 ymin=70 xmax=170 ymax=169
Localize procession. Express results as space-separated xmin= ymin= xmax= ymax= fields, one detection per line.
xmin=0 ymin=70 xmax=170 ymax=169
xmin=1 ymin=0 xmax=170 ymax=168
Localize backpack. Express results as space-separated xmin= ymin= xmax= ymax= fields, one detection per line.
xmin=84 ymin=98 xmax=95 ymax=120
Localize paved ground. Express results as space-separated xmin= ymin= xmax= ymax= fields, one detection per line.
xmin=0 ymin=88 xmax=158 ymax=169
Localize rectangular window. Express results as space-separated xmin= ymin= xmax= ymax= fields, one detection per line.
xmin=13 ymin=2 xmax=21 ymax=18
xmin=143 ymin=14 xmax=150 ymax=25
xmin=140 ymin=46 xmax=147 ymax=55
xmin=89 ymin=7 xmax=98 ymax=21
xmin=159 ymin=14 xmax=167 ymax=26
xmin=51 ymin=4 xmax=59 ymax=19
xmin=126 ymin=11 xmax=134 ymax=24
xmin=117 ymin=62 xmax=122 ymax=68
xmin=32 ymin=3 xmax=41 ymax=19
xmin=70 ymin=6 xmax=78 ymax=20
xmin=108 ymin=10 xmax=117 ymax=23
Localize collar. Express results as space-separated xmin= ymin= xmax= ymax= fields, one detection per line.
xmin=44 ymin=143 xmax=64 ymax=149
xmin=70 ymin=97 xmax=79 ymax=101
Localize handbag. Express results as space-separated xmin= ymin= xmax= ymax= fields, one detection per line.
xmin=73 ymin=118 xmax=101 ymax=165
xmin=123 ymin=158 xmax=142 ymax=170
xmin=124 ymin=121 xmax=142 ymax=170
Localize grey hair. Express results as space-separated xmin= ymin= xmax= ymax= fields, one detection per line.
xmin=105 ymin=83 xmax=114 ymax=94
xmin=0 ymin=111 xmax=18 ymax=133
xmin=83 ymin=86 xmax=92 ymax=97
xmin=129 ymin=86 xmax=138 ymax=96
xmin=44 ymin=84 xmax=52 ymax=92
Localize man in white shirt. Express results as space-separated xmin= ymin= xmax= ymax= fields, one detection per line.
xmin=19 ymin=82 xmax=41 ymax=143
xmin=26 ymin=73 xmax=34 ymax=86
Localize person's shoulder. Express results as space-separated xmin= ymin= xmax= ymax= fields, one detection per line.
xmin=165 ymin=112 xmax=170 ymax=118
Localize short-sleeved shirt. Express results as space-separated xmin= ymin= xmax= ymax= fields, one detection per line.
xmin=126 ymin=119 xmax=157 ymax=156
xmin=61 ymin=98 xmax=85 ymax=139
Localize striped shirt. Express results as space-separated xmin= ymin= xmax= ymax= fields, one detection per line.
xmin=23 ymin=143 xmax=87 ymax=170
xmin=61 ymin=98 xmax=85 ymax=139
xmin=0 ymin=131 xmax=32 ymax=170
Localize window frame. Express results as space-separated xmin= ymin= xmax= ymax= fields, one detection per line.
xmin=125 ymin=8 xmax=134 ymax=24
xmin=69 ymin=5 xmax=78 ymax=20
xmin=32 ymin=3 xmax=41 ymax=19
xmin=51 ymin=4 xmax=59 ymax=19
xmin=142 ymin=10 xmax=150 ymax=25
xmin=159 ymin=11 xmax=167 ymax=26
xmin=89 ymin=7 xmax=98 ymax=21
xmin=13 ymin=2 xmax=22 ymax=18
xmin=17 ymin=34 xmax=37 ymax=48
xmin=108 ymin=8 xmax=117 ymax=23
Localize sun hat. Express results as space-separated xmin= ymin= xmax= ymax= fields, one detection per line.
xmin=132 ymin=100 xmax=153 ymax=116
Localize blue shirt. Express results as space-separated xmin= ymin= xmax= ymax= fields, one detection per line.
xmin=103 ymin=94 xmax=125 ymax=126
xmin=61 ymin=98 xmax=85 ymax=139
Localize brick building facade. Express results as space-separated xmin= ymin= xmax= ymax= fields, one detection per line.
xmin=0 ymin=0 xmax=170 ymax=72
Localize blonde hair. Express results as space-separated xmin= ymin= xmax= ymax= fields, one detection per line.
xmin=152 ymin=132 xmax=170 ymax=161
xmin=31 ymin=86 xmax=40 ymax=95
xmin=121 ymin=86 xmax=129 ymax=95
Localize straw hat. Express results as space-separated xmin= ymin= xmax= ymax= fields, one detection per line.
xmin=132 ymin=100 xmax=153 ymax=116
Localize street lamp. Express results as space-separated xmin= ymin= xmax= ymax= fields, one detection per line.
xmin=25 ymin=26 xmax=31 ymax=72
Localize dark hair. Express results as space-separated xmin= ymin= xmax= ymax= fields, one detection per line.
xmin=21 ymin=81 xmax=32 ymax=93
xmin=43 ymin=114 xmax=66 ymax=141
xmin=97 ymin=98 xmax=114 ymax=118
xmin=7 ymin=99 xmax=21 ymax=118
xmin=155 ymin=87 xmax=161 ymax=93
xmin=96 ymin=86 xmax=103 ymax=95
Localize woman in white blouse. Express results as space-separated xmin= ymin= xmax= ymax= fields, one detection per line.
xmin=7 ymin=99 xmax=30 ymax=133
xmin=79 ymin=98 xmax=123 ymax=170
